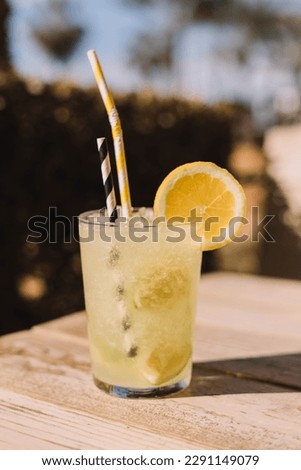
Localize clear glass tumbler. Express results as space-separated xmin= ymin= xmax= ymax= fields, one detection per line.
xmin=79 ymin=208 xmax=202 ymax=398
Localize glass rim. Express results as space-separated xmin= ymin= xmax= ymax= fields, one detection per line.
xmin=78 ymin=207 xmax=195 ymax=228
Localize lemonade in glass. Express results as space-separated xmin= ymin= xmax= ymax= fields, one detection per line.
xmin=79 ymin=208 xmax=202 ymax=398
xmin=79 ymin=162 xmax=246 ymax=398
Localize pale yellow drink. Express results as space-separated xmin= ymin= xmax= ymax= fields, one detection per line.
xmin=79 ymin=208 xmax=202 ymax=398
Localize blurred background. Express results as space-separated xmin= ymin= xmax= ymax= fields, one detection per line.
xmin=1 ymin=0 xmax=301 ymax=335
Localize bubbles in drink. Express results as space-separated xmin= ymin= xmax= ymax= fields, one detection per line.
xmin=108 ymin=246 xmax=120 ymax=267
xmin=122 ymin=316 xmax=131 ymax=331
xmin=127 ymin=345 xmax=138 ymax=358
xmin=116 ymin=284 xmax=125 ymax=300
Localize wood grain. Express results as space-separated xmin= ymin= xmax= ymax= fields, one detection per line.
xmin=0 ymin=273 xmax=301 ymax=450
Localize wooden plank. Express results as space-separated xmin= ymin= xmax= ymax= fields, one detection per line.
xmin=1 ymin=385 xmax=300 ymax=450
xmin=0 ymin=390 xmax=197 ymax=450
xmin=199 ymin=272 xmax=301 ymax=314
xmin=36 ymin=316 xmax=301 ymax=389
xmin=193 ymin=354 xmax=301 ymax=391
xmin=1 ymin=273 xmax=301 ymax=449
xmin=1 ymin=326 xmax=301 ymax=449
xmin=33 ymin=272 xmax=301 ymax=389
xmin=42 ymin=311 xmax=87 ymax=338
xmin=1 ymin=346 xmax=300 ymax=450
xmin=42 ymin=273 xmax=301 ymax=341
xmin=40 ymin=273 xmax=301 ymax=345
xmin=198 ymin=274 xmax=301 ymax=339
xmin=6 ymin=308 xmax=301 ymax=391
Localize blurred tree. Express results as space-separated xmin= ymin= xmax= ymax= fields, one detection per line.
xmin=124 ymin=0 xmax=301 ymax=81
xmin=0 ymin=0 xmax=11 ymax=70
xmin=32 ymin=0 xmax=83 ymax=60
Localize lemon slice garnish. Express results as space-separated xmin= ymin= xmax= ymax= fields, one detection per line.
xmin=154 ymin=161 xmax=246 ymax=250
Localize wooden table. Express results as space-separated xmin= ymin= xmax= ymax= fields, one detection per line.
xmin=1 ymin=272 xmax=301 ymax=450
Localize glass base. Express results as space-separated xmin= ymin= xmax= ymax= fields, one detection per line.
xmin=93 ymin=376 xmax=188 ymax=398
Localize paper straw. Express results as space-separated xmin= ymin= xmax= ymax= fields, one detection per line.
xmin=87 ymin=49 xmax=132 ymax=218
xmin=97 ymin=137 xmax=118 ymax=222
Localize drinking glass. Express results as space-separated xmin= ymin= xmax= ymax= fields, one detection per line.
xmin=79 ymin=208 xmax=202 ymax=398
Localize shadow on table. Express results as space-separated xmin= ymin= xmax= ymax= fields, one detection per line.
xmin=179 ymin=353 xmax=301 ymax=397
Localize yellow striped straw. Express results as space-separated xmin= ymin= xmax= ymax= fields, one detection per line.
xmin=87 ymin=49 xmax=132 ymax=218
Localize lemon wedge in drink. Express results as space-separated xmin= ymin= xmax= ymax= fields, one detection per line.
xmin=133 ymin=265 xmax=189 ymax=310
xmin=154 ymin=161 xmax=246 ymax=250
xmin=141 ymin=344 xmax=192 ymax=386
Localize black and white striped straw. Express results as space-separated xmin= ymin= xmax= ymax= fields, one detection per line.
xmin=97 ymin=137 xmax=118 ymax=222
